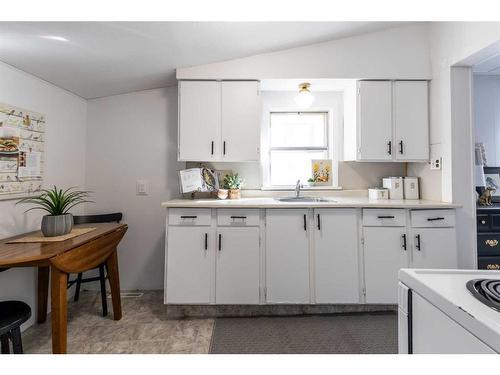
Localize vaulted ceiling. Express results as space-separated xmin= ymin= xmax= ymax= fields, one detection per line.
xmin=0 ymin=22 xmax=405 ymax=99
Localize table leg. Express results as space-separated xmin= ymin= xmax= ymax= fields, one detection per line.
xmin=50 ymin=266 xmax=68 ymax=354
xmin=37 ymin=266 xmax=49 ymax=323
xmin=106 ymin=249 xmax=122 ymax=320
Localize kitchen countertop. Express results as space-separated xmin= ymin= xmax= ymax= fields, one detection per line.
xmin=161 ymin=197 xmax=460 ymax=209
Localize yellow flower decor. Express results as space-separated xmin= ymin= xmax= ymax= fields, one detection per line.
xmin=308 ymin=159 xmax=332 ymax=185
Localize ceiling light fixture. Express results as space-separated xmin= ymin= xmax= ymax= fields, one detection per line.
xmin=294 ymin=82 xmax=314 ymax=109
xmin=40 ymin=35 xmax=69 ymax=42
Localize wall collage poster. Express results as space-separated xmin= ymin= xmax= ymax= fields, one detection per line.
xmin=0 ymin=102 xmax=44 ymax=200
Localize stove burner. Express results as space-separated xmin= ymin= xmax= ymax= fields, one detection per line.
xmin=466 ymin=279 xmax=500 ymax=312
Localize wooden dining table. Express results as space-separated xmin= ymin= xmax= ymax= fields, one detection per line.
xmin=0 ymin=222 xmax=128 ymax=354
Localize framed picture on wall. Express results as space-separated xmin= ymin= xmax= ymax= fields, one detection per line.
xmin=484 ymin=167 xmax=500 ymax=202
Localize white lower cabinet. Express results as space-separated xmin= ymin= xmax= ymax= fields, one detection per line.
xmin=216 ymin=227 xmax=260 ymax=304
xmin=266 ymin=209 xmax=310 ymax=303
xmin=411 ymin=228 xmax=458 ymax=269
xmin=314 ymin=209 xmax=360 ymax=303
xmin=364 ymin=226 xmax=409 ymax=304
xmin=166 ymin=226 xmax=212 ymax=304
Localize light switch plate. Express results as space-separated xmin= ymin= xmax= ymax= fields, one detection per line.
xmin=136 ymin=180 xmax=149 ymax=195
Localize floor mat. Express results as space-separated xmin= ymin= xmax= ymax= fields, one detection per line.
xmin=209 ymin=313 xmax=398 ymax=354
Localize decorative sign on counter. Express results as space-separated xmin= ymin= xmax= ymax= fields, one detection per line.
xmin=0 ymin=103 xmax=44 ymax=200
xmin=179 ymin=167 xmax=219 ymax=194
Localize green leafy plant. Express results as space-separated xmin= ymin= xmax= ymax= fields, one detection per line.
xmin=223 ymin=173 xmax=243 ymax=190
xmin=17 ymin=186 xmax=92 ymax=216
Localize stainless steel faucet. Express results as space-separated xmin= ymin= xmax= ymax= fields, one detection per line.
xmin=295 ymin=180 xmax=301 ymax=198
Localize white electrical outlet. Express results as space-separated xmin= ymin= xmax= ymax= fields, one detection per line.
xmin=136 ymin=180 xmax=149 ymax=195
xmin=430 ymin=157 xmax=442 ymax=170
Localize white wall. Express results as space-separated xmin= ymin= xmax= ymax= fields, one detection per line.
xmin=474 ymin=74 xmax=500 ymax=166
xmin=0 ymin=62 xmax=87 ymax=329
xmin=177 ymin=24 xmax=431 ymax=81
xmin=86 ymin=87 xmax=183 ymax=290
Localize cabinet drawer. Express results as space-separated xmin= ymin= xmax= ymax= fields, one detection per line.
xmin=217 ymin=209 xmax=260 ymax=226
xmin=168 ymin=208 xmax=211 ymax=226
xmin=362 ymin=209 xmax=406 ymax=227
xmin=477 ymin=234 xmax=500 ymax=256
xmin=478 ymin=256 xmax=500 ymax=271
xmin=477 ymin=214 xmax=490 ymax=232
xmin=411 ymin=210 xmax=455 ymax=228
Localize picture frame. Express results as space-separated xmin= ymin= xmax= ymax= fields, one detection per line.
xmin=483 ymin=167 xmax=500 ymax=202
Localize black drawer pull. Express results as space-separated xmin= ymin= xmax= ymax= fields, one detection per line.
xmin=402 ymin=234 xmax=407 ymax=251
xmin=230 ymin=216 xmax=247 ymax=219
xmin=204 ymin=233 xmax=208 ymax=250
xmin=317 ymin=214 xmax=321 ymax=230
xmin=387 ymin=141 xmax=392 ymax=155
xmin=218 ymin=234 xmax=222 ymax=251
xmin=180 ymin=215 xmax=197 ymax=219
xmin=223 ymin=141 xmax=226 ymax=155
xmin=378 ymin=215 xmax=395 ymax=219
xmin=427 ymin=217 xmax=445 ymax=221
xmin=415 ymin=234 xmax=421 ymax=251
xmin=303 ymin=214 xmax=307 ymax=231
xmin=399 ymin=140 xmax=404 ymax=155
xmin=211 ymin=141 xmax=214 ymax=155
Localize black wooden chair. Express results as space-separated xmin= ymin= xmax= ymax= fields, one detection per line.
xmin=68 ymin=213 xmax=123 ymax=317
xmin=0 ymin=299 xmax=31 ymax=354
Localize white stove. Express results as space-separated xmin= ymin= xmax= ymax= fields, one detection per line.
xmin=398 ymin=269 xmax=500 ymax=354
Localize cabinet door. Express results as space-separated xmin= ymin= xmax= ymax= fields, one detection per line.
xmin=166 ymin=226 xmax=212 ymax=303
xmin=314 ymin=209 xmax=360 ymax=303
xmin=266 ymin=209 xmax=310 ymax=303
xmin=357 ymin=81 xmax=393 ymax=161
xmin=216 ymin=227 xmax=260 ymax=304
xmin=178 ymin=81 xmax=220 ymax=161
xmin=221 ymin=81 xmax=261 ymax=161
xmin=364 ymin=226 xmax=409 ymax=303
xmin=393 ymin=81 xmax=429 ymax=161
xmin=411 ymin=228 xmax=457 ymax=269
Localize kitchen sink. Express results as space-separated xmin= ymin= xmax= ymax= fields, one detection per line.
xmin=275 ymin=196 xmax=336 ymax=203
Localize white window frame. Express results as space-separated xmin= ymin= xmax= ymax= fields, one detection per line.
xmin=261 ymin=101 xmax=341 ymax=189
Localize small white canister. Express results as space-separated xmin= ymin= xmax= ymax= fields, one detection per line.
xmin=368 ymin=188 xmax=389 ymax=200
xmin=382 ymin=177 xmax=404 ymax=200
xmin=403 ymin=177 xmax=419 ymax=200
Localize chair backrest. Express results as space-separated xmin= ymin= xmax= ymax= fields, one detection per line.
xmin=73 ymin=213 xmax=122 ymax=225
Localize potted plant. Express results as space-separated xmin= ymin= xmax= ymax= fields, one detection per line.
xmin=17 ymin=186 xmax=92 ymax=237
xmin=223 ymin=173 xmax=243 ymax=200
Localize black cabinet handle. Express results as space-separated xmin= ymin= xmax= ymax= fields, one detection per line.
xmin=387 ymin=141 xmax=392 ymax=155
xmin=223 ymin=141 xmax=226 ymax=155
xmin=415 ymin=234 xmax=421 ymax=251
xmin=317 ymin=214 xmax=321 ymax=230
xmin=402 ymin=234 xmax=407 ymax=251
xmin=204 ymin=233 xmax=208 ymax=250
xmin=218 ymin=234 xmax=222 ymax=251
xmin=377 ymin=215 xmax=395 ymax=219
xmin=180 ymin=215 xmax=197 ymax=219
xmin=303 ymin=214 xmax=307 ymax=231
xmin=230 ymin=216 xmax=247 ymax=219
xmin=427 ymin=217 xmax=445 ymax=221
xmin=211 ymin=141 xmax=214 ymax=155
xmin=399 ymin=140 xmax=404 ymax=155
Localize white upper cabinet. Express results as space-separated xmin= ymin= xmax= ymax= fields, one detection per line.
xmin=344 ymin=80 xmax=429 ymax=162
xmin=178 ymin=80 xmax=260 ymax=162
xmin=221 ymin=81 xmax=261 ymax=161
xmin=178 ymin=81 xmax=220 ymax=161
xmin=393 ymin=81 xmax=429 ymax=161
xmin=357 ymin=81 xmax=393 ymax=161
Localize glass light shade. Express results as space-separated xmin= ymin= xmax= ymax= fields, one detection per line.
xmin=294 ymin=83 xmax=315 ymax=108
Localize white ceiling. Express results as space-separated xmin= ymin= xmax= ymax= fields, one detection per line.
xmin=0 ymin=22 xmax=404 ymax=99
xmin=474 ymin=52 xmax=500 ymax=75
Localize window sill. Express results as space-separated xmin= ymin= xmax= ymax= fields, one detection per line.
xmin=261 ymin=185 xmax=343 ymax=191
